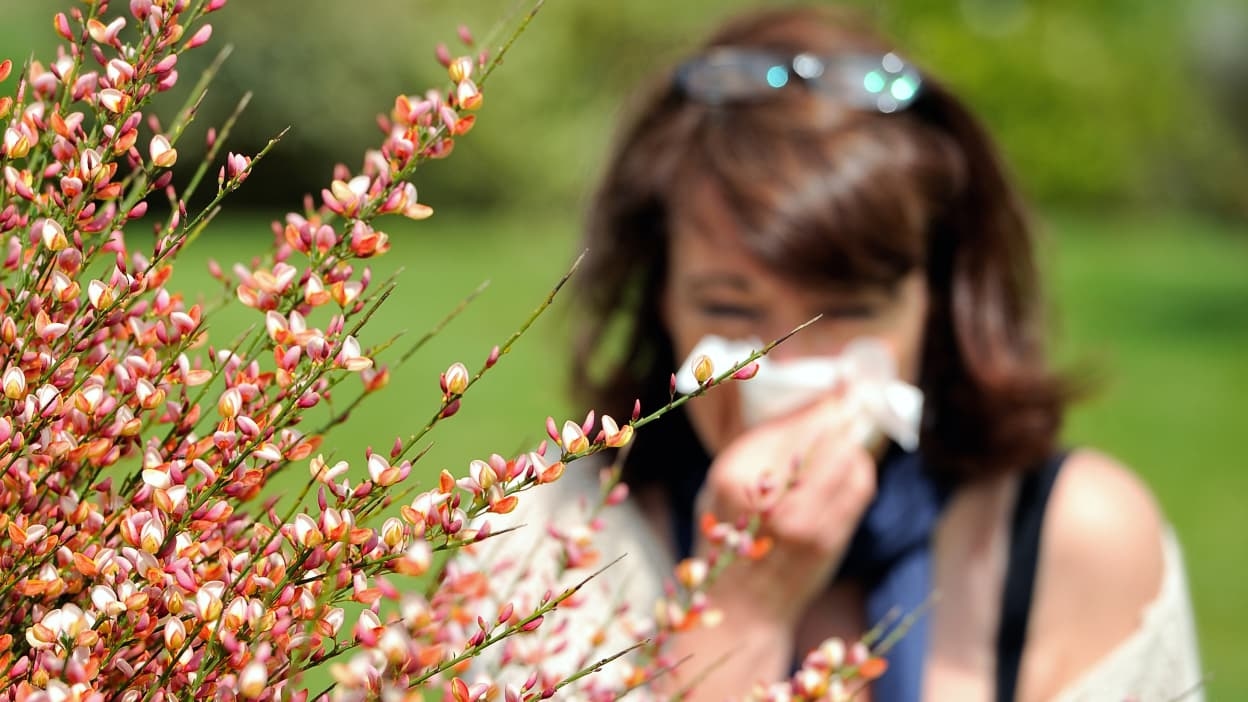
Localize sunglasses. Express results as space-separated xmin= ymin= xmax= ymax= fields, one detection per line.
xmin=675 ymin=49 xmax=923 ymax=113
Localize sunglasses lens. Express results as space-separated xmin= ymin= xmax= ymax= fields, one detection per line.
xmin=676 ymin=50 xmax=791 ymax=104
xmin=676 ymin=50 xmax=922 ymax=114
xmin=830 ymin=54 xmax=923 ymax=112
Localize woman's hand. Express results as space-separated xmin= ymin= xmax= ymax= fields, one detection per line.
xmin=666 ymin=393 xmax=877 ymax=699
xmin=697 ymin=391 xmax=877 ymax=630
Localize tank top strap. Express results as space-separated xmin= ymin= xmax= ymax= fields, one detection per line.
xmin=995 ymin=452 xmax=1067 ymax=702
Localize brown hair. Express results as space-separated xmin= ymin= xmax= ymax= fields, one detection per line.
xmin=572 ymin=6 xmax=1075 ymax=484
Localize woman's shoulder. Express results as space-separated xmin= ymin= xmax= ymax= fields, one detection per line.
xmin=1024 ymin=449 xmax=1201 ymax=700
xmin=1041 ymin=449 xmax=1165 ymax=597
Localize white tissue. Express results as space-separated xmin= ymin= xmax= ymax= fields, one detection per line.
xmin=672 ymin=335 xmax=923 ymax=451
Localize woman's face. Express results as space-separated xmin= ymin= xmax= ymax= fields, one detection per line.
xmin=661 ymin=205 xmax=929 ymax=457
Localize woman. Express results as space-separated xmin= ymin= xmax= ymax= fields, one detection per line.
xmin=568 ymin=5 xmax=1202 ymax=702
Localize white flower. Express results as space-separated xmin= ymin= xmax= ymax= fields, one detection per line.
xmin=237 ymin=659 xmax=267 ymax=699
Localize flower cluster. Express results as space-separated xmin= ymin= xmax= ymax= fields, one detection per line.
xmin=0 ymin=1 xmax=528 ymax=699
xmin=0 ymin=1 xmax=894 ymax=701
xmin=746 ymin=637 xmax=887 ymax=702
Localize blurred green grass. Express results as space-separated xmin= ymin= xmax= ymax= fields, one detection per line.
xmin=1046 ymin=212 xmax=1247 ymax=699
xmin=187 ymin=208 xmax=1244 ymax=697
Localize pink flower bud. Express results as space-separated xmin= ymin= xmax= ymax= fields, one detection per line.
xmin=439 ymin=105 xmax=459 ymax=131
xmin=606 ymin=482 xmax=629 ymax=506
xmin=154 ymin=54 xmax=178 ymax=75
xmin=131 ymin=0 xmax=152 ymax=20
xmin=54 ymin=13 xmax=74 ymax=41
xmin=152 ymin=67 xmax=176 ymax=89
xmin=435 ymin=43 xmax=452 ymax=67
xmin=848 ymin=641 xmax=871 ymax=666
xmin=186 ymin=24 xmax=213 ymax=49
xmin=226 ymin=151 xmax=250 ymax=180
xmin=732 ymin=361 xmax=760 ymax=381
xmin=236 ymin=416 xmax=259 ymax=438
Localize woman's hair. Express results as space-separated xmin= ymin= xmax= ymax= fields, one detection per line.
xmin=572 ymin=6 xmax=1076 ymax=484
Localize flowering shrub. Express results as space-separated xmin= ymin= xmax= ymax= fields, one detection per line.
xmin=0 ymin=1 xmax=891 ymax=700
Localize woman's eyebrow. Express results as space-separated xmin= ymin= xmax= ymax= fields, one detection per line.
xmin=685 ymin=273 xmax=753 ymax=293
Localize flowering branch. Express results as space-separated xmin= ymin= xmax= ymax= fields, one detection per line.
xmin=0 ymin=1 xmax=902 ymax=700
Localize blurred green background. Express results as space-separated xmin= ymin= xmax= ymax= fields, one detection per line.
xmin=3 ymin=0 xmax=1246 ymax=697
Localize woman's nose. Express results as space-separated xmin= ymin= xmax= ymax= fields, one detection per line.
xmin=764 ymin=321 xmax=845 ymax=363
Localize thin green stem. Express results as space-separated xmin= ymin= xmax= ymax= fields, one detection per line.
xmin=394 ymin=254 xmax=583 ymax=465
xmin=180 ymin=90 xmax=252 ymax=208
xmin=478 ymin=0 xmax=546 ymax=87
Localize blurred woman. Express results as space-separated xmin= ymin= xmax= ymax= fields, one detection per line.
xmin=569 ymin=5 xmax=1202 ymax=701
